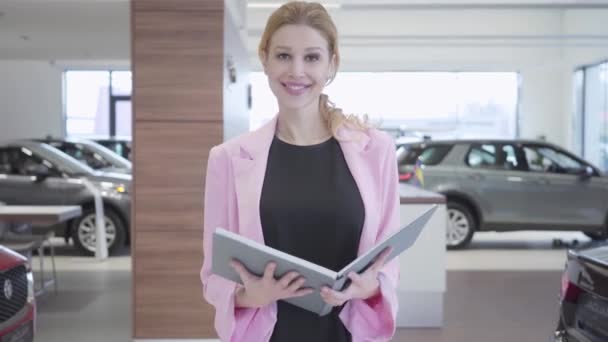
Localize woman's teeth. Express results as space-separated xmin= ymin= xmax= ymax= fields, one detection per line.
xmin=283 ymin=83 xmax=310 ymax=95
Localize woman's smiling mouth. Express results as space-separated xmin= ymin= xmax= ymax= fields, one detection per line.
xmin=282 ymin=81 xmax=312 ymax=96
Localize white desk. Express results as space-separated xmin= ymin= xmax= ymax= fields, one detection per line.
xmin=0 ymin=205 xmax=82 ymax=224
xmin=397 ymin=184 xmax=446 ymax=327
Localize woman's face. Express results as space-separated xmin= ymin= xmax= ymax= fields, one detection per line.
xmin=262 ymin=24 xmax=335 ymax=112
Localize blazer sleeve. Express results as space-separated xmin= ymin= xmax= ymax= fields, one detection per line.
xmin=199 ymin=146 xmax=275 ymax=342
xmin=340 ymin=138 xmax=401 ymax=341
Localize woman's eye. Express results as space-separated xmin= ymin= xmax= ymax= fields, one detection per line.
xmin=305 ymin=54 xmax=320 ymax=62
xmin=276 ymin=53 xmax=290 ymax=60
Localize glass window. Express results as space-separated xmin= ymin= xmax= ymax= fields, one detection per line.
xmin=580 ymin=61 xmax=608 ymax=172
xmin=111 ymin=71 xmax=132 ymax=96
xmin=65 ymin=71 xmax=110 ymax=136
xmin=467 ymin=144 xmax=497 ymax=168
xmin=65 ymin=70 xmax=132 ymax=138
xmin=397 ymin=144 xmax=452 ymax=166
xmin=523 ymin=145 xmax=583 ymax=174
xmin=250 ymin=72 xmax=519 ymax=140
xmin=572 ymin=70 xmax=584 ymax=155
xmin=501 ymin=144 xmax=519 ymax=170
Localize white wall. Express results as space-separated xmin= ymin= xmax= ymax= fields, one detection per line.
xmin=0 ymin=60 xmax=131 ymax=141
xmin=0 ymin=60 xmax=63 ymax=141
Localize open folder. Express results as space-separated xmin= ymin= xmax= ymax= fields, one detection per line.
xmin=212 ymin=204 xmax=438 ymax=316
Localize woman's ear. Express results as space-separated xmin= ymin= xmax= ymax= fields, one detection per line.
xmin=328 ymin=54 xmax=337 ymax=79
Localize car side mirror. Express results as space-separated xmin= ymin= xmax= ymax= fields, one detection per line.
xmin=578 ymin=166 xmax=594 ymax=181
xmin=25 ymin=164 xmax=50 ymax=182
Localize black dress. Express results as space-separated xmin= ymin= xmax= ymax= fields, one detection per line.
xmin=260 ymin=136 xmax=365 ymax=342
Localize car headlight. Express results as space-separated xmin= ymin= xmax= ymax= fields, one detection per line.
xmin=27 ymin=271 xmax=35 ymax=303
xmin=99 ymin=182 xmax=128 ymax=194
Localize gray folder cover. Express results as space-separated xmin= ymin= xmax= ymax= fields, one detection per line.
xmin=212 ymin=204 xmax=438 ymax=316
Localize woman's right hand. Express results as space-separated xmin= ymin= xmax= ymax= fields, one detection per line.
xmin=230 ymin=260 xmax=313 ymax=308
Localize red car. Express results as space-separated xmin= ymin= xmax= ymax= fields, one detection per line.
xmin=0 ymin=245 xmax=36 ymax=342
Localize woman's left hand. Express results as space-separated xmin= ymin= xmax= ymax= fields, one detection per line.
xmin=320 ymin=247 xmax=393 ymax=307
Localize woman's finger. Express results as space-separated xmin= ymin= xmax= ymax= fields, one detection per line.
xmin=320 ymin=291 xmax=344 ymax=306
xmin=262 ymin=262 xmax=277 ymax=281
xmin=322 ymin=287 xmax=349 ymax=302
xmin=348 ymin=271 xmax=363 ymax=285
xmin=286 ymin=277 xmax=307 ymax=293
xmin=292 ymin=287 xmax=314 ymax=298
xmin=230 ymin=259 xmax=254 ymax=283
xmin=279 ymin=272 xmax=300 ymax=288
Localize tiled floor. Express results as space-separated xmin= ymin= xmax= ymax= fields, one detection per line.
xmin=29 ymin=231 xmax=590 ymax=341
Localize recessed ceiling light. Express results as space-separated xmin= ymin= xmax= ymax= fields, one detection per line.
xmin=248 ymin=2 xmax=341 ymax=9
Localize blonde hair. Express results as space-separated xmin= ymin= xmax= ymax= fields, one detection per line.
xmin=258 ymin=1 xmax=369 ymax=137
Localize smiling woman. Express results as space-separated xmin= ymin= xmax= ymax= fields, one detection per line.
xmin=200 ymin=2 xmax=401 ymax=342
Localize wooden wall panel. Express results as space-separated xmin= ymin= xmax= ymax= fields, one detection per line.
xmin=132 ymin=0 xmax=224 ymax=339
xmin=134 ymin=230 xmax=216 ymax=337
xmin=133 ymin=0 xmax=222 ymax=12
xmin=134 ymin=121 xmax=221 ymax=231
xmin=133 ymin=9 xmax=223 ymax=122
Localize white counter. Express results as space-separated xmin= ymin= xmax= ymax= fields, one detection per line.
xmin=396 ymin=185 xmax=446 ymax=328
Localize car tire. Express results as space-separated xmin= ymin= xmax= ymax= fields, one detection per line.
xmin=446 ymin=202 xmax=476 ymax=250
xmin=71 ymin=207 xmax=126 ymax=256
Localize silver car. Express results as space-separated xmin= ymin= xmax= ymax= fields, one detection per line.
xmin=0 ymin=140 xmax=131 ymax=255
xmin=397 ymin=140 xmax=608 ymax=249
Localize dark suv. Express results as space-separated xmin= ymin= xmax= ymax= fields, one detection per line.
xmin=555 ymin=242 xmax=608 ymax=341
xmin=397 ymin=140 xmax=608 ymax=249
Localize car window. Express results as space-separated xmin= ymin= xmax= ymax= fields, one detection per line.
xmin=0 ymin=148 xmax=18 ymax=174
xmin=397 ymin=144 xmax=452 ymax=166
xmin=467 ymin=144 xmax=497 ymax=168
xmin=523 ymin=145 xmax=584 ymax=174
xmin=501 ymin=144 xmax=520 ymax=170
xmin=0 ymin=147 xmax=61 ymax=176
xmin=54 ymin=143 xmax=112 ymax=170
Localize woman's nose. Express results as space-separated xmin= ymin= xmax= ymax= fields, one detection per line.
xmin=288 ymin=59 xmax=305 ymax=77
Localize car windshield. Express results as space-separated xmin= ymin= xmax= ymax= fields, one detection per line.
xmin=71 ymin=141 xmax=131 ymax=170
xmin=37 ymin=144 xmax=96 ymax=175
xmin=397 ymin=144 xmax=452 ymax=166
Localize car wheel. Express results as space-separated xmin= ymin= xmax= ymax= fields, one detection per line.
xmin=446 ymin=202 xmax=476 ymax=250
xmin=71 ymin=207 xmax=126 ymax=256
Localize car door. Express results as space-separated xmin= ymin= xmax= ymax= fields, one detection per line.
xmin=520 ymin=144 xmax=606 ymax=228
xmin=462 ymin=143 xmax=528 ymax=226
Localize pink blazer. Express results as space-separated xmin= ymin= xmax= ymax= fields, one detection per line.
xmin=200 ymin=116 xmax=401 ymax=342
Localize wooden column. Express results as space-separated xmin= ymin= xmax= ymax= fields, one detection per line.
xmin=131 ymin=0 xmax=227 ymax=338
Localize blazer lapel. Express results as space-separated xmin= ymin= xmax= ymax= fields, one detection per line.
xmin=231 ymin=117 xmax=278 ymax=244
xmin=336 ymin=128 xmax=377 ymax=256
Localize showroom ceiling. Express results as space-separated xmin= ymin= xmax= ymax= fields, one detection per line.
xmin=0 ymin=0 xmax=606 ymax=61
